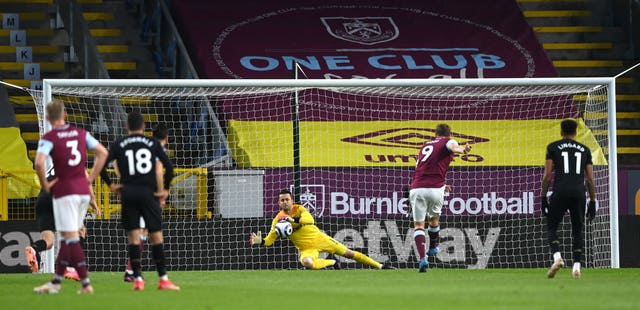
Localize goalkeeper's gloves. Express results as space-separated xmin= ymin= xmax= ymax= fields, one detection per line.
xmin=586 ymin=200 xmax=596 ymax=222
xmin=541 ymin=196 xmax=549 ymax=217
xmin=249 ymin=231 xmax=262 ymax=246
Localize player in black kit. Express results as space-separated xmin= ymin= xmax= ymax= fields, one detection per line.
xmin=100 ymin=111 xmax=179 ymax=291
xmin=541 ymin=119 xmax=597 ymax=279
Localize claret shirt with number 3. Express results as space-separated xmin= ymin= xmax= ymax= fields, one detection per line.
xmin=37 ymin=125 xmax=98 ymax=198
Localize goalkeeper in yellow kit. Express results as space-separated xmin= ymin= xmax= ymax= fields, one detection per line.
xmin=249 ymin=189 xmax=385 ymax=270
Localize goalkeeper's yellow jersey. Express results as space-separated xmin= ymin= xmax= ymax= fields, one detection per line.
xmin=263 ymin=204 xmax=323 ymax=249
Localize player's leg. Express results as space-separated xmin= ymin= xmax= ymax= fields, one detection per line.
xmin=425 ymin=186 xmax=445 ymax=256
xmin=64 ymin=195 xmax=93 ymax=293
xmin=409 ymin=188 xmax=429 ymax=272
xmin=34 ymin=197 xmax=69 ymax=293
xmin=142 ymin=189 xmax=179 ymax=290
xmin=27 ymin=190 xmax=55 ymax=273
xmin=299 ymin=249 xmax=328 ymax=269
xmin=329 ymin=236 xmax=382 ymax=269
xmin=124 ymin=217 xmax=147 ymax=282
xmin=63 ymin=226 xmax=86 ymax=282
xmin=568 ymin=196 xmax=586 ymax=278
xmin=121 ymin=187 xmax=145 ymax=289
xmin=427 ymin=218 xmax=441 ymax=255
xmin=127 ymin=228 xmax=144 ymax=289
xmin=546 ymin=194 xmax=567 ymax=278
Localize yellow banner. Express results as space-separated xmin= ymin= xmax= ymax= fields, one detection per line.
xmin=0 ymin=127 xmax=40 ymax=198
xmin=228 ymin=119 xmax=607 ymax=167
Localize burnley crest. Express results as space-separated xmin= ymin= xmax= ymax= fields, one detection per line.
xmin=321 ymin=17 xmax=399 ymax=45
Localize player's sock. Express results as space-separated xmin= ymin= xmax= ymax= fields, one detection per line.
xmin=550 ymin=239 xmax=561 ymax=254
xmin=311 ymin=259 xmax=336 ymax=270
xmin=32 ymin=239 xmax=48 ymax=267
xmin=67 ymin=238 xmax=89 ymax=280
xmin=413 ymin=229 xmax=427 ymax=259
xmin=352 ymin=251 xmax=382 ymax=269
xmin=81 ymin=278 xmax=91 ymax=288
xmin=53 ymin=241 xmax=69 ymax=283
xmin=151 ymin=244 xmax=167 ymax=278
xmin=427 ymin=225 xmax=440 ymax=251
xmin=128 ymin=243 xmax=142 ymax=278
xmin=572 ymin=262 xmax=581 ymax=278
xmin=32 ymin=239 xmax=48 ymax=253
xmin=573 ymin=248 xmax=583 ymax=265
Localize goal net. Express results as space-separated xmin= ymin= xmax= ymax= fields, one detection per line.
xmin=29 ymin=78 xmax=618 ymax=271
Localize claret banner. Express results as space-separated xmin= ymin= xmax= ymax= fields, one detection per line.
xmin=262 ymin=167 xmax=548 ymax=218
xmin=172 ymin=0 xmax=557 ymax=79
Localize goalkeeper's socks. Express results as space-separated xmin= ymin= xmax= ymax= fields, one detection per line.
xmin=311 ymin=259 xmax=335 ymax=270
xmin=413 ymin=229 xmax=427 ymax=259
xmin=352 ymin=251 xmax=382 ymax=269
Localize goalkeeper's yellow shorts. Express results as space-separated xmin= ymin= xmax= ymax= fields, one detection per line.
xmin=298 ymin=233 xmax=348 ymax=262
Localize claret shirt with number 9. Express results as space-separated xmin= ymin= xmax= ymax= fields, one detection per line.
xmin=262 ymin=204 xmax=319 ymax=248
xmin=411 ymin=137 xmax=458 ymax=189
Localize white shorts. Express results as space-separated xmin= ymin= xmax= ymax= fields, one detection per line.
xmin=52 ymin=194 xmax=90 ymax=232
xmin=409 ymin=186 xmax=445 ymax=222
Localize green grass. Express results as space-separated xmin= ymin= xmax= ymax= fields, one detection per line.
xmin=2 ymin=269 xmax=640 ymax=309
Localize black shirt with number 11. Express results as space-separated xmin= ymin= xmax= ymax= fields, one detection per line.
xmin=545 ymin=138 xmax=592 ymax=198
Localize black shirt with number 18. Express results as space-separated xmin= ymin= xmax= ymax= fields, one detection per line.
xmin=101 ymin=134 xmax=173 ymax=190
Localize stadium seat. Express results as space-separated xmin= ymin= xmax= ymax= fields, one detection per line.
xmin=519 ymin=0 xmax=640 ymax=165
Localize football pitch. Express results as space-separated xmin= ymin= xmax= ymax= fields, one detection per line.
xmin=2 ymin=268 xmax=639 ymax=310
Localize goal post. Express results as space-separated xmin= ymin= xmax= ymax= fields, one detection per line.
xmin=32 ymin=77 xmax=618 ymax=271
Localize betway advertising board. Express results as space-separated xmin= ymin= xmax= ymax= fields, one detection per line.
xmin=0 ymin=218 xmax=558 ymax=272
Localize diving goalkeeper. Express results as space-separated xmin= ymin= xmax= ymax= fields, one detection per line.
xmin=250 ymin=189 xmax=386 ymax=270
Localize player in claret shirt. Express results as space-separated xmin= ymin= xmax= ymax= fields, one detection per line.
xmin=409 ymin=124 xmax=471 ymax=273
xmin=25 ymin=166 xmax=98 ymax=282
xmin=33 ymin=99 xmax=108 ymax=294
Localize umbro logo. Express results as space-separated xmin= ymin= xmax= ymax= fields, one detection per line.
xmin=341 ymin=128 xmax=490 ymax=149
